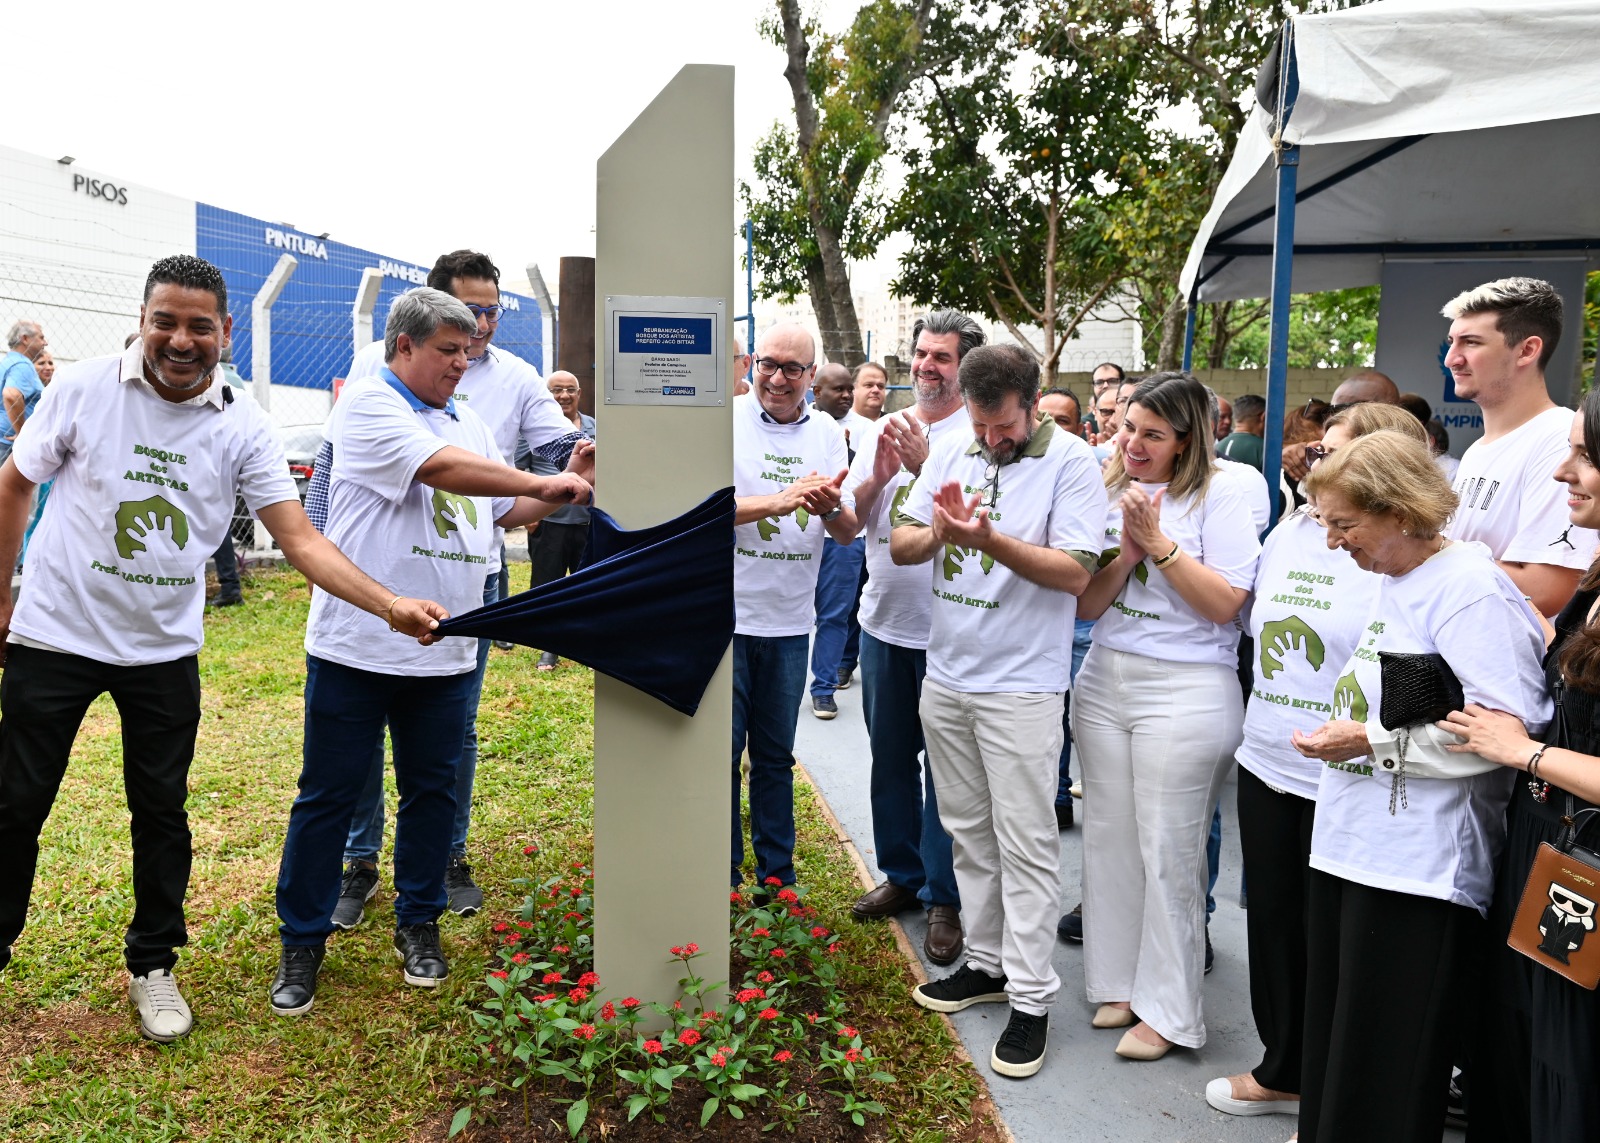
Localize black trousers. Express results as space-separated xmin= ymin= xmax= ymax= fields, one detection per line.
xmin=528 ymin=521 xmax=588 ymax=589
xmin=1300 ymin=869 xmax=1480 ymax=1143
xmin=0 ymin=645 xmax=201 ymax=974
xmin=212 ymin=537 xmax=240 ymax=599
xmin=1237 ymin=767 xmax=1316 ymax=1094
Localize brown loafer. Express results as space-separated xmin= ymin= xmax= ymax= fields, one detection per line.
xmin=852 ymin=882 xmax=921 ymax=919
xmin=924 ymin=905 xmax=964 ymax=965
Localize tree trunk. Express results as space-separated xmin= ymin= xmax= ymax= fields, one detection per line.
xmin=804 ymin=261 xmax=840 ymax=363
xmin=1155 ymin=290 xmax=1185 ymax=371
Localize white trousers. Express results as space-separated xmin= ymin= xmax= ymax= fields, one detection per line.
xmin=1071 ymin=644 xmax=1243 ymax=1048
xmin=919 ymin=679 xmax=1063 ymax=1015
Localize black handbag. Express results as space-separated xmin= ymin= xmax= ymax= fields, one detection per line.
xmin=1378 ymin=651 xmax=1466 ymax=731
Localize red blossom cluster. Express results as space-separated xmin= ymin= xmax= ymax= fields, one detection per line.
xmin=844 ymin=1047 xmax=863 ymax=1062
xmin=642 ymin=1039 xmax=663 ymax=1054
xmin=774 ymin=1049 xmax=793 ymax=1063
xmin=735 ymin=988 xmax=766 ymax=1003
xmin=756 ymin=971 xmax=775 ymax=984
xmin=577 ymin=971 xmax=599 ymax=988
xmin=569 ymin=986 xmax=590 ymax=1002
xmin=572 ymin=1023 xmax=596 ymax=1041
xmin=678 ymin=1028 xmax=701 ymax=1046
xmin=599 ymin=1001 xmax=616 ymax=1021
xmin=621 ymin=997 xmax=642 ymax=1009
xmin=489 ymin=970 xmax=508 ymax=980
xmin=811 ymin=926 xmax=829 ymax=939
xmin=757 ymin=1008 xmax=779 ymax=1021
xmin=542 ymin=972 xmax=563 ymax=985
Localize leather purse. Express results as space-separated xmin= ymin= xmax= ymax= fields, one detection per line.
xmin=1378 ymin=652 xmax=1466 ymax=731
xmin=1508 ymin=803 xmax=1600 ymax=989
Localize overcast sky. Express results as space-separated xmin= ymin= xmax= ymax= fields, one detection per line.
xmin=7 ymin=0 xmax=866 ymax=294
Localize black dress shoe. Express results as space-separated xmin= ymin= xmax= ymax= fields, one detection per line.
xmin=1055 ymin=801 xmax=1074 ymax=829
xmin=852 ymin=882 xmax=920 ymax=919
xmin=207 ymin=593 xmax=243 ymax=608
xmin=394 ymin=922 xmax=449 ymax=987
xmin=924 ymin=905 xmax=964 ymax=965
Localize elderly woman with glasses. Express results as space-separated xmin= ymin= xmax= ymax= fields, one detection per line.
xmin=1205 ymin=403 xmax=1426 ymax=1122
xmin=1071 ymin=371 xmax=1261 ymax=1061
xmin=1288 ymin=430 xmax=1550 ymax=1143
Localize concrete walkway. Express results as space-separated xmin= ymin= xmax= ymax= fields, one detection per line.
xmin=794 ymin=682 xmax=1467 ymax=1143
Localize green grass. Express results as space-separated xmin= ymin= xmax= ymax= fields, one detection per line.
xmin=0 ymin=566 xmax=989 ymax=1142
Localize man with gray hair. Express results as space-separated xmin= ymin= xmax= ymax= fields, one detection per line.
xmin=1 ymin=320 xmax=48 ymax=465
xmin=828 ymin=309 xmax=985 ymax=966
xmin=270 ymin=286 xmax=592 ymax=1017
xmin=893 ymin=342 xmax=1105 ymax=1079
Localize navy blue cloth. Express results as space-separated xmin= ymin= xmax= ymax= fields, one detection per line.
xmin=435 ymin=487 xmax=735 ymax=717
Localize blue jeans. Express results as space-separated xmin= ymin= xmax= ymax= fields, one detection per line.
xmin=343 ymin=572 xmax=500 ymax=865
xmin=277 ymin=655 xmax=477 ymax=944
xmin=731 ymin=633 xmax=809 ymax=886
xmin=860 ymin=632 xmax=959 ymax=906
xmin=810 ymin=537 xmax=866 ymax=697
xmin=1055 ymin=617 xmax=1095 ymax=806
xmin=20 ymin=479 xmax=51 ymax=564
xmin=1206 ymin=803 xmax=1222 ymax=916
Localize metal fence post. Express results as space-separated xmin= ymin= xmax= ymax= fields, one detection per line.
xmin=1263 ymin=22 xmax=1300 ymax=531
xmin=352 ymin=267 xmax=383 ymax=358
xmin=251 ymin=253 xmax=297 ymax=414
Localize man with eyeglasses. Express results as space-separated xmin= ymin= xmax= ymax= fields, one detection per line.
xmin=517 ymin=371 xmax=595 ymax=671
xmin=826 ymin=310 xmax=983 ymax=966
xmin=892 ymin=343 xmax=1106 ymax=1080
xmin=1087 ymin=361 xmax=1124 ymax=438
xmin=731 ymin=324 xmax=849 ymax=892
xmin=328 ymin=250 xmax=587 ymax=926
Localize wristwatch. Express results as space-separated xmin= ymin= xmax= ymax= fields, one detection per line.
xmin=822 ymin=505 xmax=843 ymax=522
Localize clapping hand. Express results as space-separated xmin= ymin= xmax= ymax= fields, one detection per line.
xmin=880 ymin=413 xmax=930 ymax=476
xmin=1118 ymin=485 xmax=1166 ymax=561
xmin=930 ymin=480 xmax=992 ymax=550
xmin=799 ymin=470 xmax=849 ymax=517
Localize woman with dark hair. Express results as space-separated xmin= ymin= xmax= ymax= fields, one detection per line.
xmin=1071 ymin=371 xmax=1261 ymax=1060
xmin=1445 ymin=387 xmax=1600 ymax=1143
xmin=1292 ymin=430 xmax=1550 ymax=1143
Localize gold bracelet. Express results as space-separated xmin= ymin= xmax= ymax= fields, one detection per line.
xmin=381 ymin=595 xmax=403 ymax=632
xmin=1152 ymin=541 xmax=1182 ymax=569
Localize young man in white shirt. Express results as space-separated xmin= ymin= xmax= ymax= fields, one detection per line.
xmin=731 ymin=324 xmax=850 ymax=890
xmin=270 ymin=288 xmax=590 ymax=1016
xmin=329 ymin=251 xmax=584 ymax=926
xmin=893 ymin=343 xmax=1106 ymax=1079
xmin=808 ymin=363 xmax=872 ymax=718
xmin=1441 ymin=276 xmax=1597 ymax=617
xmin=829 ymin=310 xmax=984 ymax=967
xmin=0 ymin=256 xmax=450 ymax=1044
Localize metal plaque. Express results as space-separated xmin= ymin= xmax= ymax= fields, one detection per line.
xmin=604 ymin=295 xmax=725 ymax=406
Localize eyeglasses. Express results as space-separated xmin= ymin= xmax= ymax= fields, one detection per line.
xmin=1305 ymin=441 xmax=1331 ymax=467
xmin=466 ymin=304 xmax=504 ymax=322
xmin=1096 ymin=405 xmax=1117 ymax=420
xmin=754 ymin=357 xmax=813 ymax=381
xmin=980 ymin=462 xmax=1000 ymax=508
xmin=548 ymin=386 xmax=579 ymax=396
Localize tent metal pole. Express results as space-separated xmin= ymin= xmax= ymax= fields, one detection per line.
xmin=1263 ymin=20 xmax=1300 ymax=532
xmin=1182 ymin=300 xmax=1197 ymax=371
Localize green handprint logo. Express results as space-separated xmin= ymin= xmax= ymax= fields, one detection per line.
xmin=1097 ymin=546 xmax=1147 ymax=584
xmin=114 ymin=495 xmax=189 ymax=559
xmin=941 ymin=543 xmax=995 ymax=581
xmin=758 ymin=516 xmax=781 ymax=541
xmin=431 ymin=489 xmax=479 ymax=540
xmin=1259 ymin=616 xmax=1326 ymax=680
xmin=890 ymin=482 xmax=914 ymax=519
xmin=1332 ymin=670 xmax=1368 ymax=723
xmin=795 ymin=507 xmax=811 ymax=531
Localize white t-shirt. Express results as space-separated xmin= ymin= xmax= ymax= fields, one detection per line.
xmin=1217 ymin=457 xmax=1271 ymax=536
xmin=348 ymin=338 xmax=572 ymax=462
xmin=1310 ymin=541 xmax=1552 ymax=914
xmin=896 ymin=419 xmax=1106 ymax=693
xmin=10 ymin=343 xmax=298 ymax=666
xmin=1091 ymin=473 xmax=1261 ymax=667
xmin=1447 ymin=405 xmax=1597 ymax=570
xmin=307 ymin=374 xmax=513 ymax=676
xmin=733 ymin=394 xmax=850 ymax=637
xmin=844 ymin=407 xmax=974 ymax=650
xmin=838 ymin=409 xmax=875 ymax=454
xmin=1238 ymin=509 xmax=1382 ymax=800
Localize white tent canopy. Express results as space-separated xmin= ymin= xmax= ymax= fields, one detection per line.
xmin=1179 ymin=0 xmax=1600 ymax=303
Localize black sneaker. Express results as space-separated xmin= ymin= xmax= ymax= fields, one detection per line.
xmin=206 ymin=592 xmax=243 ymax=608
xmin=836 ymin=667 xmax=853 ymax=690
xmin=912 ymin=963 xmax=1009 ymax=1013
xmin=1057 ymin=904 xmax=1083 ymax=943
xmin=394 ymin=922 xmax=449 ymax=987
xmin=1446 ymin=1066 xmax=1469 ymax=1130
xmin=1204 ymin=927 xmax=1214 ymax=975
xmin=330 ymin=862 xmax=380 ymax=931
xmin=271 ymin=945 xmax=325 ymax=1016
xmin=812 ymin=694 xmax=838 ymax=720
xmin=991 ymin=1008 xmax=1049 ymax=1078
xmin=1055 ymin=801 xmax=1074 ymax=829
xmin=445 ymin=855 xmax=483 ymax=917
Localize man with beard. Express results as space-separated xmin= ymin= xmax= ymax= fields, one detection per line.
xmin=0 ymin=256 xmax=449 ymax=1043
xmin=808 ymin=363 xmax=871 ymax=718
xmin=826 ymin=310 xmax=984 ymax=965
xmin=893 ymin=343 xmax=1105 ymax=1080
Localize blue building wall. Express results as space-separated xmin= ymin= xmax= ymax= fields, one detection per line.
xmin=195 ymin=204 xmax=542 ymax=389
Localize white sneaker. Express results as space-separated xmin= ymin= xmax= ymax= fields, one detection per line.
xmin=130 ymin=968 xmax=193 ymax=1043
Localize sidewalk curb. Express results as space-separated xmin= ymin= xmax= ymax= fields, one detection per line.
xmin=796 ymin=758 xmax=1015 ymax=1143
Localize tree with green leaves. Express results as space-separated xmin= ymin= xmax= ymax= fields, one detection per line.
xmin=741 ymin=0 xmax=938 ymax=366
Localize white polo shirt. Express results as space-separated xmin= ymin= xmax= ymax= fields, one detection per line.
xmin=895 ymin=418 xmax=1106 ymax=693
xmin=307 ymin=373 xmax=512 ymax=676
xmin=1447 ymin=404 xmax=1597 ymax=570
xmin=733 ymin=394 xmax=849 ymax=638
xmin=842 ymin=407 xmax=973 ymax=650
xmin=348 ymin=338 xmax=572 ymax=462
xmin=9 ymin=341 xmax=298 ymax=666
